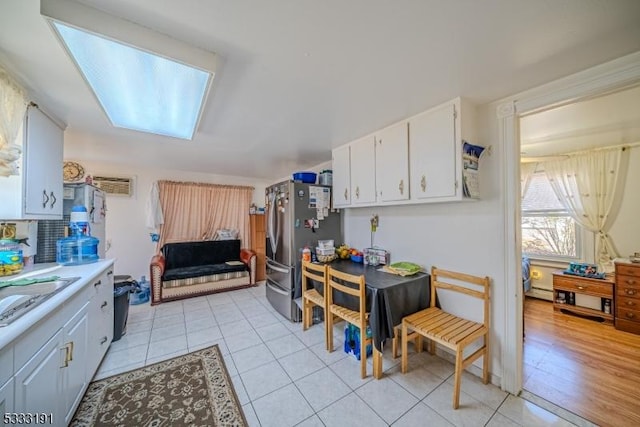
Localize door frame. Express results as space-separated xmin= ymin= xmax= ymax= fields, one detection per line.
xmin=498 ymin=51 xmax=640 ymax=394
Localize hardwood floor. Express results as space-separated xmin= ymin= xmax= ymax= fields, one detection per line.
xmin=523 ymin=297 xmax=640 ymax=427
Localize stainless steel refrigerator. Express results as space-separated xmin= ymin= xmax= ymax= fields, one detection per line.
xmin=265 ymin=180 xmax=342 ymax=322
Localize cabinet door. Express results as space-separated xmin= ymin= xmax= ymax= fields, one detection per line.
xmin=87 ymin=269 xmax=114 ymax=379
xmin=62 ymin=302 xmax=90 ymax=425
xmin=24 ymin=107 xmax=63 ymax=217
xmin=350 ymin=135 xmax=376 ymax=204
xmin=14 ymin=329 xmax=64 ymax=417
xmin=375 ymin=121 xmax=409 ymax=202
xmin=332 ymin=145 xmax=351 ymax=207
xmin=0 ymin=378 xmax=14 ymax=416
xmin=409 ymin=103 xmax=457 ymax=199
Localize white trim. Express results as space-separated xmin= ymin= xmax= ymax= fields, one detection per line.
xmin=498 ymin=50 xmax=640 ymax=395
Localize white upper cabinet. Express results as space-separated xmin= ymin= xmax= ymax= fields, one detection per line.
xmin=331 ymin=144 xmax=351 ymax=208
xmin=375 ymin=121 xmax=409 ymax=202
xmin=331 ymin=97 xmax=480 ymax=208
xmin=409 ymin=102 xmax=457 ymax=200
xmin=350 ymin=135 xmax=376 ymax=204
xmin=0 ymin=106 xmax=64 ymax=219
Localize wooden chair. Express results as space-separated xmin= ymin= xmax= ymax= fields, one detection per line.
xmin=326 ymin=267 xmax=371 ymax=378
xmin=301 ymin=261 xmax=329 ymax=349
xmin=401 ymin=267 xmax=491 ymax=409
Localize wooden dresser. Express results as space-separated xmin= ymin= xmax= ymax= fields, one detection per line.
xmin=249 ymin=214 xmax=266 ymax=281
xmin=615 ymin=261 xmax=640 ymax=334
xmin=552 ymin=271 xmax=615 ymax=324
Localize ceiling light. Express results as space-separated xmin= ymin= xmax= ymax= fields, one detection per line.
xmin=41 ymin=0 xmax=217 ymax=140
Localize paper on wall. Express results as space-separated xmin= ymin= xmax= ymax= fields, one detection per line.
xmin=462 ymin=141 xmax=485 ymax=199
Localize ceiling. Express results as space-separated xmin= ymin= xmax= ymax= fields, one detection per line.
xmin=1 ymin=0 xmax=640 ymax=180
xmin=520 ymin=84 xmax=640 ymax=158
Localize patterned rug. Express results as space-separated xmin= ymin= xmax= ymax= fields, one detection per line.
xmin=71 ymin=345 xmax=247 ymax=426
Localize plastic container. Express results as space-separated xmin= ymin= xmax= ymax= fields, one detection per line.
xmin=113 ymin=275 xmax=138 ymax=341
xmin=0 ymin=239 xmax=23 ymax=277
xmin=292 ymin=172 xmax=317 ymax=183
xmin=350 ymin=254 xmax=363 ymax=263
xmin=56 ymin=235 xmax=100 ymax=265
xmin=319 ymin=169 xmax=333 ymax=186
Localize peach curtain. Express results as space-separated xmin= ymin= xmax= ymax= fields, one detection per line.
xmin=156 ymin=180 xmax=254 ymax=251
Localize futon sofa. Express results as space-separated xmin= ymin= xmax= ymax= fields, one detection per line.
xmin=150 ymin=239 xmax=256 ymax=305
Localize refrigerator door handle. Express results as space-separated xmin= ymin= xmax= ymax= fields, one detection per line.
xmin=267 ymin=260 xmax=290 ymax=274
xmin=266 ymin=280 xmax=289 ymax=296
xmin=267 ymin=191 xmax=278 ymax=255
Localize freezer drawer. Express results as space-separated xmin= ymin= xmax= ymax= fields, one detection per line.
xmin=266 ymin=279 xmax=300 ymax=322
xmin=266 ymin=259 xmax=294 ymax=291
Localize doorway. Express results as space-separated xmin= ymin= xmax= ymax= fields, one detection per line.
xmin=518 ymin=85 xmax=640 ymax=426
xmin=497 ymin=52 xmax=640 ymax=423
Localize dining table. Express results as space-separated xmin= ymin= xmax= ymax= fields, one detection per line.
xmin=312 ymin=258 xmax=431 ymax=379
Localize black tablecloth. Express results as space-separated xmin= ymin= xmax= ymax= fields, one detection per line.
xmin=312 ymin=259 xmax=431 ymax=351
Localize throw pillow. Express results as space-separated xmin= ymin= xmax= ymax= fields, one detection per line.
xmin=214 ymin=228 xmax=239 ymax=240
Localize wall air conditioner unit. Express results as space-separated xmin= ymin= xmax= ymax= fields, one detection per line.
xmin=92 ymin=175 xmax=134 ymax=196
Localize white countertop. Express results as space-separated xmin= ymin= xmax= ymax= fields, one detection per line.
xmin=0 ymin=259 xmax=115 ymax=349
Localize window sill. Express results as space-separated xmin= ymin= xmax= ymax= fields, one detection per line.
xmin=526 ymin=258 xmax=570 ymax=269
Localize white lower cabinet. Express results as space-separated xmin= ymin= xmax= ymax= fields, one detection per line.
xmin=14 ymin=329 xmax=64 ymax=417
xmin=5 ymin=262 xmax=114 ymax=427
xmin=0 ymin=377 xmax=15 ymax=417
xmin=62 ymin=302 xmax=90 ymax=425
xmin=87 ymin=269 xmax=114 ymax=378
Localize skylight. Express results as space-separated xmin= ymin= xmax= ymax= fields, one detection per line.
xmin=52 ymin=22 xmax=210 ymax=140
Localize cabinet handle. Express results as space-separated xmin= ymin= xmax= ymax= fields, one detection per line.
xmin=626 ymin=300 xmax=636 ymax=306
xmin=344 ymin=188 xmax=348 ymax=200
xmin=101 ymin=301 xmax=108 ymax=308
xmin=577 ymin=286 xmax=585 ymax=290
xmin=100 ymin=336 xmax=108 ymax=345
xmin=625 ymin=289 xmax=637 ymax=296
xmin=399 ymin=179 xmax=404 ymax=195
xmin=421 ymin=175 xmax=426 ymax=192
xmin=107 ymin=270 xmax=114 ymax=276
xmin=626 ymin=279 xmax=636 ymax=285
xmin=50 ymin=191 xmax=56 ymax=209
xmin=61 ymin=342 xmax=72 ymax=367
xmin=42 ymin=190 xmax=49 ymax=208
xmin=355 ymin=186 xmax=360 ymax=199
xmin=94 ymin=280 xmax=102 ymax=287
xmin=626 ymin=312 xmax=636 ymax=319
xmin=68 ymin=341 xmax=74 ymax=361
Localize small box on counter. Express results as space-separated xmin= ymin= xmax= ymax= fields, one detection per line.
xmin=363 ymin=247 xmax=390 ymax=266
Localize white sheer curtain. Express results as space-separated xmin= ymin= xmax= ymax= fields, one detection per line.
xmin=0 ymin=67 xmax=28 ymax=177
xmin=544 ymin=147 xmax=628 ymax=271
xmin=520 ymin=162 xmax=537 ymax=197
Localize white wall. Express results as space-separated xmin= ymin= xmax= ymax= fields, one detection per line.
xmin=73 ymin=160 xmax=269 ymax=282
xmin=341 ymin=103 xmax=507 ymax=378
xmin=608 ymin=146 xmax=640 ymax=258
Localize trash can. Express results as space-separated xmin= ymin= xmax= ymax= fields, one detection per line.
xmin=113 ymin=275 xmax=137 ymax=342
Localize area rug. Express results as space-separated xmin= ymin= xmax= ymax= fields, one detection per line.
xmin=71 ymin=345 xmax=247 ymax=426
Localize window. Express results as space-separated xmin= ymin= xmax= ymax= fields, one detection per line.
xmin=522 ymin=171 xmax=580 ymax=259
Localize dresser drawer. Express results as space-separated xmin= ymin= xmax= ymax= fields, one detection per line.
xmin=617 ymin=279 xmax=640 ymax=298
xmin=553 ymin=276 xmax=613 ymax=298
xmin=616 ymin=264 xmax=640 ymax=278
xmin=616 ymin=274 xmax=640 ymax=289
xmin=617 ymin=295 xmax=640 ymax=310
xmin=616 ymin=304 xmax=640 ymax=323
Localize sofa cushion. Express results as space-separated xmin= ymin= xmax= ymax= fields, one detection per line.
xmin=162 ymin=262 xmax=247 ymax=281
xmin=162 ymin=239 xmax=241 ymax=269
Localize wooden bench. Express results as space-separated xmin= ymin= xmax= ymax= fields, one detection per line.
xmin=401 ymin=266 xmax=491 ymax=409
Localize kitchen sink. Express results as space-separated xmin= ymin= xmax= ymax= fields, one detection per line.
xmin=0 ymin=277 xmax=81 ymax=326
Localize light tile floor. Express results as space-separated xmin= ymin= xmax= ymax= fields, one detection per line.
xmin=94 ymin=284 xmax=595 ymax=427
